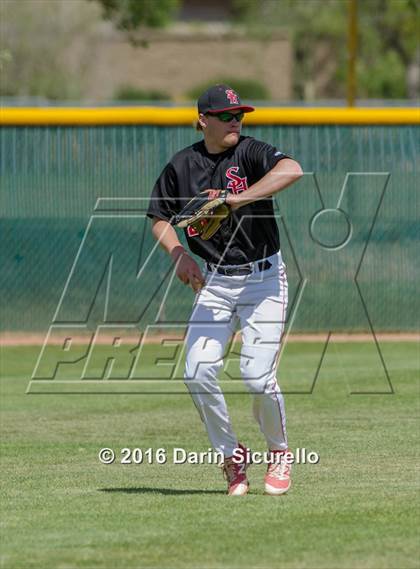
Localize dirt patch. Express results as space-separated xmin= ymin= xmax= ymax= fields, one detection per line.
xmin=1 ymin=331 xmax=418 ymax=347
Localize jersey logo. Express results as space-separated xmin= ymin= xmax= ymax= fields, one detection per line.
xmin=225 ymin=89 xmax=239 ymax=104
xmin=226 ymin=166 xmax=248 ymax=194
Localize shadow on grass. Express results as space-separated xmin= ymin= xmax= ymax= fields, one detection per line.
xmin=99 ymin=487 xmax=225 ymax=495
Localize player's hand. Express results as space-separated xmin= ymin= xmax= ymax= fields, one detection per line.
xmin=203 ymin=189 xmax=240 ymax=211
xmin=171 ymin=247 xmax=205 ymax=292
xmin=202 ymin=189 xmax=222 ymax=200
xmin=225 ymin=192 xmax=240 ymax=210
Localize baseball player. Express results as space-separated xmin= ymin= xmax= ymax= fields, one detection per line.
xmin=147 ymin=84 xmax=303 ymax=495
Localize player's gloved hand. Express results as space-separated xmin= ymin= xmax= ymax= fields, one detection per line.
xmin=171 ymin=247 xmax=205 ymax=293
xmin=171 ymin=189 xmax=231 ymax=240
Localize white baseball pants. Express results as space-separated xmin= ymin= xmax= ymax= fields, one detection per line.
xmin=184 ymin=251 xmax=288 ymax=456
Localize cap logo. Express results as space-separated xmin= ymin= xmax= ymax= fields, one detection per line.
xmin=225 ymin=89 xmax=239 ymax=104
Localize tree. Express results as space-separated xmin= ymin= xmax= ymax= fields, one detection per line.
xmin=232 ymin=0 xmax=419 ymax=100
xmin=0 ymin=0 xmax=99 ymax=99
xmin=91 ymin=0 xmax=180 ymax=44
xmin=358 ymin=0 xmax=419 ymax=99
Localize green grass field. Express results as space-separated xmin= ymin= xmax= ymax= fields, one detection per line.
xmin=1 ymin=342 xmax=419 ymax=569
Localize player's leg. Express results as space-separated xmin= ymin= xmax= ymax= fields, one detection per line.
xmin=236 ymin=260 xmax=288 ymax=446
xmin=236 ymin=259 xmax=291 ymax=494
xmin=184 ymin=280 xmax=252 ymax=495
xmin=184 ymin=283 xmax=238 ymax=456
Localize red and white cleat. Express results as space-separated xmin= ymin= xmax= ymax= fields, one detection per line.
xmin=222 ymin=443 xmax=252 ymax=496
xmin=264 ymin=449 xmax=293 ymax=496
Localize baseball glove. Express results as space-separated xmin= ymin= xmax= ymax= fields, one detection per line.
xmin=171 ymin=190 xmax=231 ymax=240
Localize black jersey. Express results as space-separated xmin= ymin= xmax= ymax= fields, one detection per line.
xmin=147 ymin=135 xmax=290 ymax=265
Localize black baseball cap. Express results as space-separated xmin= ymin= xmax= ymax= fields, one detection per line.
xmin=197 ymin=84 xmax=255 ymax=114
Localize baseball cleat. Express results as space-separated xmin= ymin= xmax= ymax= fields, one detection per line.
xmin=222 ymin=443 xmax=252 ymax=496
xmin=264 ymin=449 xmax=292 ymax=496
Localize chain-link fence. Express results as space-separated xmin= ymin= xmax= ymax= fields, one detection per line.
xmin=1 ymin=124 xmax=418 ymax=332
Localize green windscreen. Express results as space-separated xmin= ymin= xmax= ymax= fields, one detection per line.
xmin=1 ymin=125 xmax=418 ymax=333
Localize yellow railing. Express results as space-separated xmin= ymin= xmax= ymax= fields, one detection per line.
xmin=0 ymin=106 xmax=418 ymax=125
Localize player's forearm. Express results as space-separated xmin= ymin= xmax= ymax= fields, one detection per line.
xmin=228 ymin=158 xmax=303 ymax=209
xmin=151 ymin=218 xmax=187 ymax=262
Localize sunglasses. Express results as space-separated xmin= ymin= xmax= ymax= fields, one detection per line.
xmin=211 ymin=111 xmax=245 ymax=123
